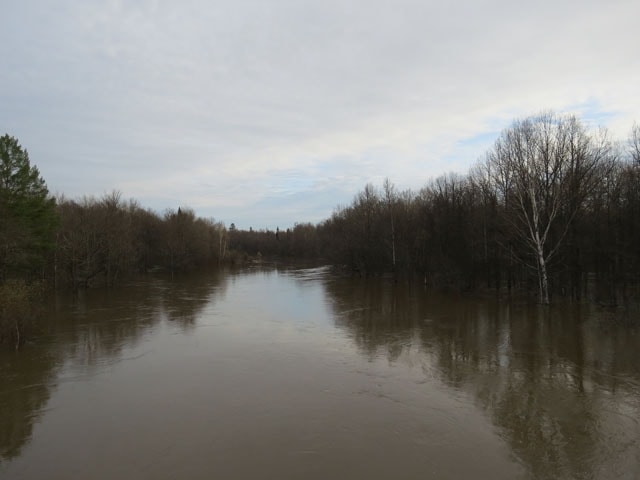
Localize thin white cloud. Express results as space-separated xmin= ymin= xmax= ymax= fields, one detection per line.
xmin=1 ymin=0 xmax=638 ymax=228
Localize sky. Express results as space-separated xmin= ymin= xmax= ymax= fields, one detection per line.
xmin=1 ymin=0 xmax=638 ymax=230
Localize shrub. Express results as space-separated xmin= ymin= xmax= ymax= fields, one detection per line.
xmin=0 ymin=280 xmax=43 ymax=349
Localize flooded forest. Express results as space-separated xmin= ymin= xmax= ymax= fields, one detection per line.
xmin=1 ymin=267 xmax=639 ymax=479
xmin=1 ymin=113 xmax=640 ymax=478
xmin=3 ymin=113 xmax=638 ymax=336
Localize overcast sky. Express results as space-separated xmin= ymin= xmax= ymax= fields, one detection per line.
xmin=2 ymin=0 xmax=638 ymax=229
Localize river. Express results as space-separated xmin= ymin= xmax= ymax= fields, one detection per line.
xmin=1 ymin=265 xmax=639 ymax=479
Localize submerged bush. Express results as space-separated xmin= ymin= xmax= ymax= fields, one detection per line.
xmin=0 ymin=280 xmax=43 ymax=349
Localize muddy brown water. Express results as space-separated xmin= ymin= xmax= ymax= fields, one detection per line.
xmin=1 ymin=266 xmax=639 ymax=479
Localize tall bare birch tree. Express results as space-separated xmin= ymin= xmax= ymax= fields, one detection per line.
xmin=383 ymin=178 xmax=397 ymax=271
xmin=629 ymin=122 xmax=640 ymax=165
xmin=482 ymin=112 xmax=613 ymax=304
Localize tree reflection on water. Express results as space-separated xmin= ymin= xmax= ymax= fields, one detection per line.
xmin=0 ymin=271 xmax=226 ymax=465
xmin=2 ymin=269 xmax=638 ymax=479
xmin=325 ymin=276 xmax=640 ymax=480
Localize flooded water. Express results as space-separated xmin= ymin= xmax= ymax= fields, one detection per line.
xmin=1 ymin=266 xmax=639 ymax=479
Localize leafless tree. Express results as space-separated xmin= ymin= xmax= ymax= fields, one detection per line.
xmin=383 ymin=178 xmax=397 ymax=271
xmin=629 ymin=122 xmax=640 ymax=166
xmin=482 ymin=112 xmax=614 ymax=304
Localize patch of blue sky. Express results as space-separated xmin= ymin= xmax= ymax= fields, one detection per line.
xmin=228 ymin=183 xmax=352 ymax=230
xmin=569 ymin=98 xmax=619 ymax=128
xmin=456 ymin=130 xmax=500 ymax=150
xmin=431 ymin=130 xmax=500 ymax=177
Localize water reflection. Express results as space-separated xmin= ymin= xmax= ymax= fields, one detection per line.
xmin=326 ymin=276 xmax=420 ymax=361
xmin=0 ymin=271 xmax=225 ymax=465
xmin=1 ymin=268 xmax=639 ymax=479
xmin=160 ymin=270 xmax=226 ymax=329
xmin=325 ymin=276 xmax=640 ymax=479
xmin=0 ymin=347 xmax=57 ymax=464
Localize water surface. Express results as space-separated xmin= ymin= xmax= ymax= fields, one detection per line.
xmin=1 ymin=266 xmax=639 ymax=479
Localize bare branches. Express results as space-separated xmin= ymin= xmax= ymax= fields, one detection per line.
xmin=629 ymin=122 xmax=640 ymax=166
xmin=481 ymin=112 xmax=614 ymax=304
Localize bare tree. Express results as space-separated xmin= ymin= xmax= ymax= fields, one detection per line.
xmin=383 ymin=178 xmax=397 ymax=271
xmin=483 ymin=112 xmax=614 ymax=304
xmin=629 ymin=122 xmax=640 ymax=165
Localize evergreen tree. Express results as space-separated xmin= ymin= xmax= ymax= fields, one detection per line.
xmin=0 ymin=135 xmax=58 ymax=281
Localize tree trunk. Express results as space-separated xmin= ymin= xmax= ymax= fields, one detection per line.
xmin=537 ymin=245 xmax=550 ymax=305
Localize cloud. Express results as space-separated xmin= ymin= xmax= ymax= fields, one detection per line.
xmin=2 ymin=0 xmax=639 ymax=228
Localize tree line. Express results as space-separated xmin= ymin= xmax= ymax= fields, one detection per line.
xmin=1 ymin=112 xmax=639 ymax=346
xmin=54 ymin=193 xmax=228 ymax=288
xmin=231 ymin=113 xmax=640 ymax=306
xmin=1 ymin=133 xmax=230 ymax=346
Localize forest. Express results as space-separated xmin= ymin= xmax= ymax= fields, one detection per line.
xmin=1 ymin=112 xmax=639 ymax=347
xmin=227 ymin=113 xmax=640 ymax=306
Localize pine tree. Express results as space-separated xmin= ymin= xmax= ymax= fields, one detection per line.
xmin=0 ymin=134 xmax=58 ymax=281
